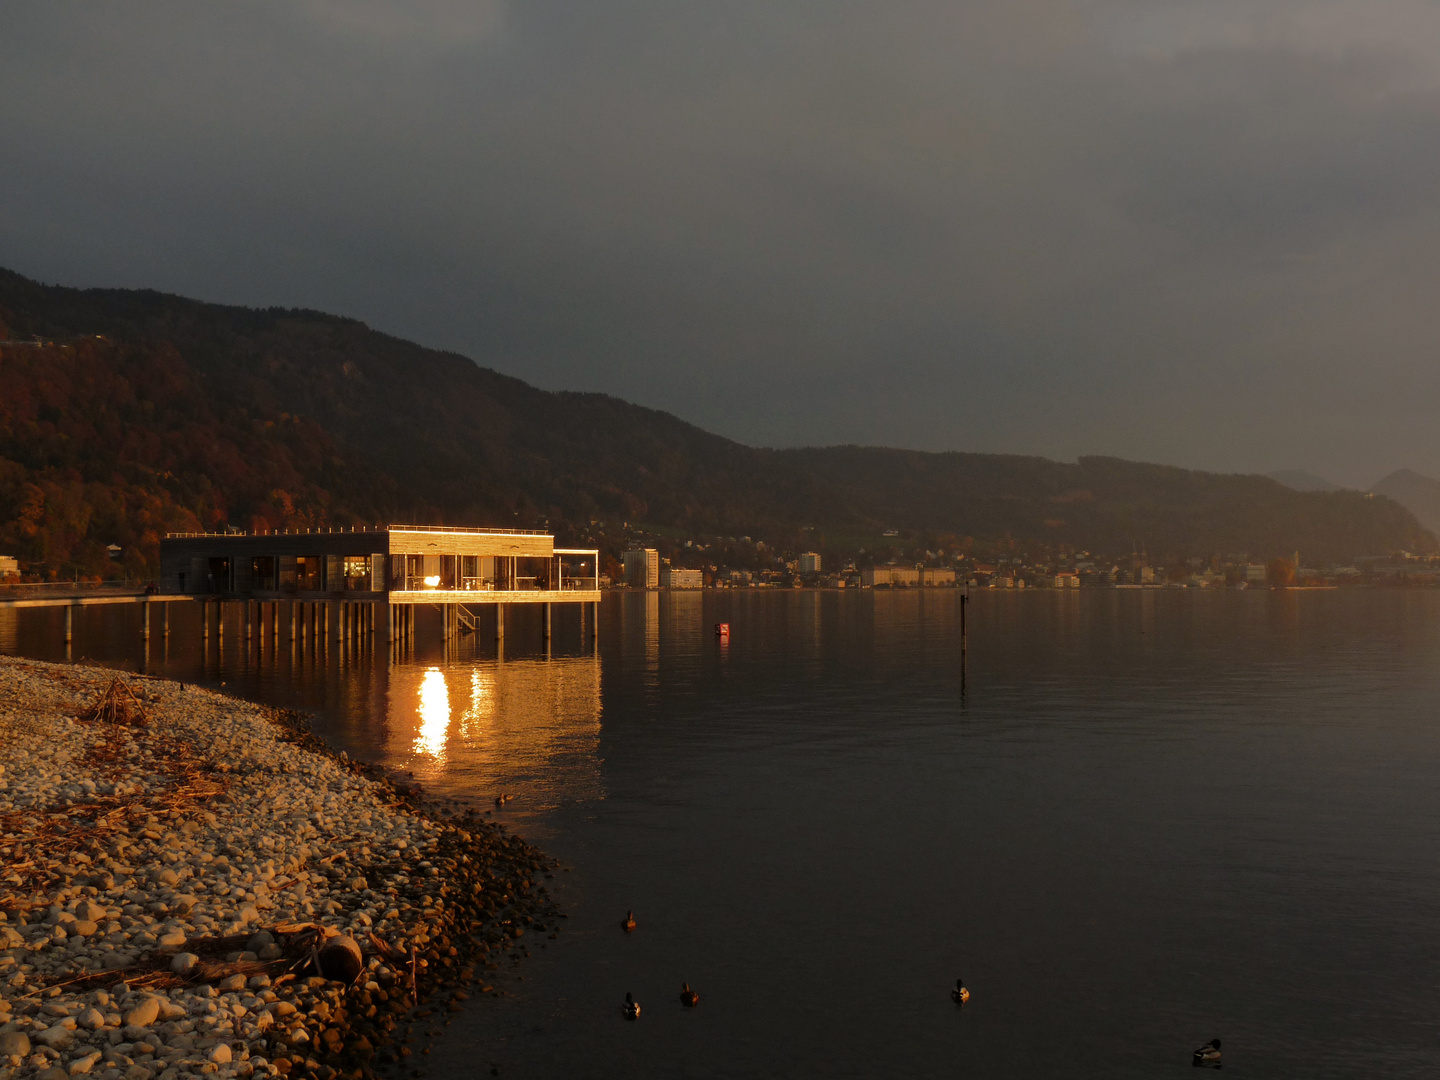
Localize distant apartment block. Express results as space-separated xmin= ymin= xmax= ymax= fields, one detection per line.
xmin=624 ymin=548 xmax=660 ymax=588
xmin=799 ymin=552 xmax=822 ymax=574
xmin=1047 ymin=573 xmax=1080 ymax=588
xmin=1245 ymin=563 xmax=1267 ymax=582
xmin=863 ymin=565 xmax=958 ymax=587
xmin=862 ymin=565 xmax=919 ymax=587
xmin=0 ymin=555 xmax=18 ymax=579
xmin=661 ymin=567 xmax=703 ymax=589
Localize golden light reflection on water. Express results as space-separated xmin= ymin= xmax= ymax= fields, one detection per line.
xmin=390 ymin=656 xmax=603 ymax=811
xmin=414 ymin=667 xmax=452 ymax=760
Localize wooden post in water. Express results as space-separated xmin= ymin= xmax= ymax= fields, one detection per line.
xmin=142 ymin=600 xmax=151 ymax=641
xmin=960 ymin=586 xmax=968 ymax=698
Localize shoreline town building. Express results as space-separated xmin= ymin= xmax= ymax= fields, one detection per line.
xmin=160 ymin=525 xmax=599 ymax=643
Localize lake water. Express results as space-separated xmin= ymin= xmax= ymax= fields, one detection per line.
xmin=6 ymin=589 xmax=1440 ymax=1077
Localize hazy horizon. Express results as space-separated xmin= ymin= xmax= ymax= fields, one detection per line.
xmin=6 ymin=2 xmax=1440 ymax=488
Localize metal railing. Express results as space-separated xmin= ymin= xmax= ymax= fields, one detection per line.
xmin=398 ymin=580 xmax=591 ymax=592
xmin=0 ymin=579 xmax=146 ymax=599
xmin=386 ymin=524 xmax=550 ymax=536
xmin=166 ymin=523 xmax=551 ymax=538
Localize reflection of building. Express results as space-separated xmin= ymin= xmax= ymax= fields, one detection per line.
xmin=624 ymin=548 xmax=659 ymax=588
xmin=645 ymin=589 xmax=660 ymax=677
xmin=799 ymin=552 xmax=821 ymax=574
xmin=660 ymin=567 xmax=703 ymax=588
xmin=664 ymin=589 xmax=705 ymax=650
xmin=398 ymin=657 xmax=604 ymax=810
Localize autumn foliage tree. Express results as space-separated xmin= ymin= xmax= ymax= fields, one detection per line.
xmin=0 ymin=336 xmax=353 ymax=576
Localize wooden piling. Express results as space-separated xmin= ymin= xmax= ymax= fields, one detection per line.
xmin=960 ymin=589 xmax=968 ymax=697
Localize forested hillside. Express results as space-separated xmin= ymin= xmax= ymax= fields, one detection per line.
xmin=0 ymin=268 xmax=1431 ymax=575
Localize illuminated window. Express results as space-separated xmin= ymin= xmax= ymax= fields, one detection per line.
xmin=344 ymin=556 xmax=371 ymax=591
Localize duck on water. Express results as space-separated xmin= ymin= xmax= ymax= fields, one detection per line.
xmin=1192 ymin=1039 xmax=1221 ymax=1067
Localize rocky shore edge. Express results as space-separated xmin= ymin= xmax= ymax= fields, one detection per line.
xmin=0 ymin=657 xmax=562 ymax=1080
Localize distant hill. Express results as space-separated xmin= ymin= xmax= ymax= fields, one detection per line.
xmin=0 ymin=267 xmax=1431 ymax=574
xmin=1371 ymin=469 xmax=1440 ymax=535
xmin=1267 ymin=470 xmax=1342 ymax=493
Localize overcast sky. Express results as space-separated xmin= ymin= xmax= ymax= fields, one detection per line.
xmin=4 ymin=1 xmax=1440 ymax=486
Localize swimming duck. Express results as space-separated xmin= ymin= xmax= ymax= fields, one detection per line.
xmin=951 ymin=978 xmax=970 ymax=1006
xmin=680 ymin=982 xmax=699 ymax=1008
xmin=1192 ymin=1039 xmax=1221 ymax=1067
xmin=623 ymin=992 xmax=641 ymax=1020
xmin=621 ymin=910 xmax=637 ymax=933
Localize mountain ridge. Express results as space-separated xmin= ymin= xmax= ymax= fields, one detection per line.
xmin=1371 ymin=469 xmax=1440 ymax=535
xmin=0 ymin=267 xmax=1431 ymax=574
xmin=1268 ymin=469 xmax=1343 ymax=493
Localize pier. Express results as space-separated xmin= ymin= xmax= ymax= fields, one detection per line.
xmin=0 ymin=584 xmax=194 ymax=657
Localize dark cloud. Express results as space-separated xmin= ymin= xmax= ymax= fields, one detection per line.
xmin=4 ymin=1 xmax=1440 ymax=486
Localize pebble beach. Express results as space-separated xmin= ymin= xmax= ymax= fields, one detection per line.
xmin=0 ymin=657 xmax=560 ymax=1080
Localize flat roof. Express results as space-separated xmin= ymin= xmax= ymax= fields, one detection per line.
xmin=165 ymin=524 xmax=550 ymax=539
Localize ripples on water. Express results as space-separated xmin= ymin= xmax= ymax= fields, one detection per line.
xmin=6 ymin=590 xmax=1440 ymax=1077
